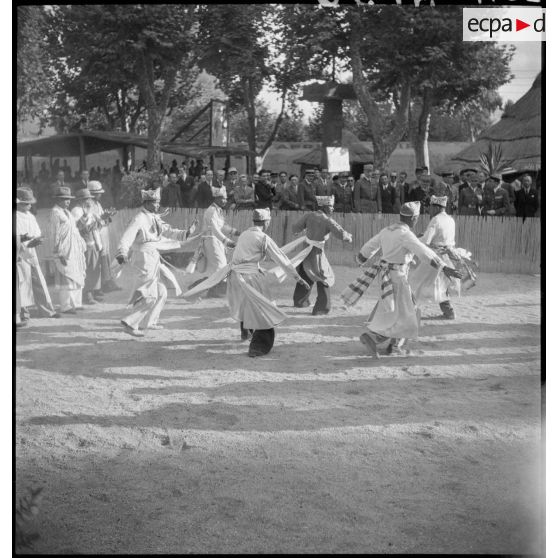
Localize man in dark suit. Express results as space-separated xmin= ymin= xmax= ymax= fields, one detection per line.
xmin=379 ymin=172 xmax=397 ymax=214
xmin=195 ymin=169 xmax=215 ymax=209
xmin=298 ymin=169 xmax=318 ymax=211
xmin=254 ymin=169 xmax=275 ymax=210
xmin=515 ymin=174 xmax=538 ymax=219
xmin=75 ymin=169 xmax=90 ymax=191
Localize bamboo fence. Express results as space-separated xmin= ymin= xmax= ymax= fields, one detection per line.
xmin=33 ymin=208 xmax=541 ymax=275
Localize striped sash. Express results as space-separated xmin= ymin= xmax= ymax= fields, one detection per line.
xmin=340 ymin=260 xmax=398 ymax=309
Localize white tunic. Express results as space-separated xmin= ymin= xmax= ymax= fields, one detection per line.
xmin=421 ymin=211 xmax=455 ymax=248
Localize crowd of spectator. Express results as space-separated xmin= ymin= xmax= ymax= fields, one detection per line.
xmin=19 ymin=157 xmax=541 ymax=219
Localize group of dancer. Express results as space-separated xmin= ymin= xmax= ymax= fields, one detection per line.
xmin=17 ymin=181 xmax=474 ymax=359
xmin=115 ymin=186 xmax=471 ymax=358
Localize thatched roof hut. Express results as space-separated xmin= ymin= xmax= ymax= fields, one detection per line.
xmin=293 ymin=129 xmax=374 ymax=168
xmin=448 ymin=73 xmax=541 ymax=173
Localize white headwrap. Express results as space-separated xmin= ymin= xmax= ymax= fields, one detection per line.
xmin=430 ymin=195 xmax=447 ymax=208
xmin=253 ymin=208 xmax=271 ymax=221
xmin=316 ymin=195 xmax=335 ymax=207
xmin=211 ymin=186 xmax=227 ymax=199
xmin=141 ymin=188 xmax=161 ymax=202
xmin=400 ymin=201 xmax=421 ymax=217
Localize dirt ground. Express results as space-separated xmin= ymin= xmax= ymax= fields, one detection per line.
xmin=15 ymin=265 xmax=542 ymax=555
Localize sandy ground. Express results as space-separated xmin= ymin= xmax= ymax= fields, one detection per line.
xmin=16 ymin=266 xmax=542 ymax=554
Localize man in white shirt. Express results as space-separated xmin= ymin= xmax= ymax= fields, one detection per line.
xmin=352 ymin=201 xmax=461 ymax=358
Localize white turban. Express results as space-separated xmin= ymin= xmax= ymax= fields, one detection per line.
xmin=253 ymin=208 xmax=271 ymax=221
xmin=316 ymin=195 xmax=335 ymax=207
xmin=430 ymin=195 xmax=447 ymax=208
xmin=141 ymin=188 xmax=161 ymax=202
xmin=400 ymin=201 xmax=421 ymax=217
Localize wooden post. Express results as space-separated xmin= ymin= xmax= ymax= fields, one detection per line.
xmin=78 ymin=134 xmax=86 ymax=172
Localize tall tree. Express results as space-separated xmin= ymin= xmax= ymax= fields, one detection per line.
xmin=16 ymin=6 xmax=55 ymax=133
xmin=197 ymin=5 xmax=319 ymax=173
xmin=45 ymin=5 xmax=199 ymax=169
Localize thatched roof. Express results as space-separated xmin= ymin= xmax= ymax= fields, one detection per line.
xmin=448 ymin=73 xmax=541 ymax=173
xmin=293 ymin=129 xmax=374 ymax=166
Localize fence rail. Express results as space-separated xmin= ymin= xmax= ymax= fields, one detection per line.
xmin=33 ymin=208 xmax=541 ymax=274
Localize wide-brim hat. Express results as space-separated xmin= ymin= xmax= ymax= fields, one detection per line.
xmin=363 ymin=164 xmax=374 ymax=171
xmin=16 ymin=188 xmax=36 ymax=204
xmin=459 ymin=167 xmax=478 ymax=175
xmin=52 ymin=186 xmax=74 ymax=199
xmin=87 ymin=180 xmax=105 ymax=194
xmin=75 ymin=188 xmax=93 ymax=200
xmin=228 ymin=167 xmax=238 ymax=173
xmin=141 ymin=188 xmax=161 ymax=202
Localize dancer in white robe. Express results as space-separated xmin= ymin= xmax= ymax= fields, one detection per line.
xmin=182 ymin=208 xmax=309 ymax=357
xmin=348 ymin=202 xmax=462 ymax=358
xmin=116 ymin=187 xmax=197 ymax=337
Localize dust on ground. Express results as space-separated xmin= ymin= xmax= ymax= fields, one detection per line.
xmin=16 ymin=266 xmax=542 ymax=554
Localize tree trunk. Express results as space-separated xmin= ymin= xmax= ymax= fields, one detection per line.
xmin=243 ymin=78 xmax=258 ymax=175
xmin=348 ymin=13 xmax=411 ymax=172
xmin=414 ymin=88 xmax=432 ymax=170
xmin=137 ymin=51 xmax=177 ymax=171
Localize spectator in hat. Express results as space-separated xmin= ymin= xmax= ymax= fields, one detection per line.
xmin=354 ymin=163 xmax=382 ymax=213
xmin=71 ymin=188 xmax=104 ymax=305
xmin=47 ymin=186 xmax=87 ymax=314
xmin=298 ymin=169 xmax=318 ymax=211
xmin=457 ymin=168 xmax=477 ymax=193
xmin=16 ymin=187 xmax=60 ymax=321
xmin=87 ymin=180 xmax=120 ymax=293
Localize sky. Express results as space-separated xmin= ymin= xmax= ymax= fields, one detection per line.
xmin=260 ymin=41 xmax=543 ymax=123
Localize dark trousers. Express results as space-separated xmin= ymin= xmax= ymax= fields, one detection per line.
xmin=240 ymin=322 xmax=275 ymax=355
xmin=439 ymin=300 xmax=454 ymax=316
xmin=293 ymin=263 xmax=330 ymax=314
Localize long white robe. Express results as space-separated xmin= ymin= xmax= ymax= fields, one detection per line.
xmin=227 ymin=227 xmax=299 ymax=330
xmin=47 ymin=205 xmax=87 ymax=290
xmin=16 ymin=210 xmax=55 ymax=310
xmin=196 ymin=203 xmax=235 ymax=275
xmin=117 ymin=208 xmax=191 ymax=304
xmin=359 ymin=223 xmax=444 ymax=340
xmin=410 ymin=211 xmax=460 ymax=303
